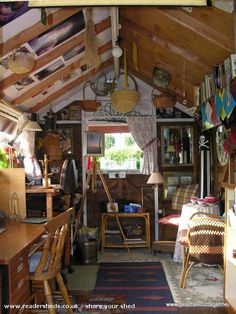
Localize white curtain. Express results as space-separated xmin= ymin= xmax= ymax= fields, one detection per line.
xmin=127 ymin=116 xmax=158 ymax=175
xmin=17 ymin=114 xmax=42 ymax=182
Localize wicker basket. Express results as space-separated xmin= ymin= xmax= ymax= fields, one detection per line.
xmin=111 ymin=73 xmax=140 ymax=113
xmin=152 ymin=89 xmax=176 ymax=109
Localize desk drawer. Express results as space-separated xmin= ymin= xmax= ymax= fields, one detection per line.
xmin=9 ymin=253 xmax=30 ymax=306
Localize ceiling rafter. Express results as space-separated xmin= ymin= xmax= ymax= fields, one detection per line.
xmin=0 ymin=7 xmax=82 ymax=57
xmin=0 ymin=16 xmax=111 ymax=90
xmin=120 ymin=17 xmax=211 ymax=71
xmin=155 ymin=8 xmax=233 ymax=53
xmin=29 ymin=57 xmax=113 ymax=113
xmin=13 ymin=40 xmax=112 ymax=105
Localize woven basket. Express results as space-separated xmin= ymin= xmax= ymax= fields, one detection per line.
xmin=111 ymin=73 xmax=140 ymax=113
xmin=152 ymin=89 xmax=176 ymax=109
xmin=78 ymin=81 xmax=102 ymax=112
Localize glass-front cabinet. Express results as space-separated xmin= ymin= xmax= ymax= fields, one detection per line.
xmin=161 ymin=125 xmax=193 ymax=167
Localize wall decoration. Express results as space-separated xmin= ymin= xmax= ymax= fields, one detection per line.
xmin=58 ymin=128 xmax=73 ymax=155
xmin=28 ymin=11 xmax=85 ymax=56
xmin=70 ymin=106 xmax=81 ymax=120
xmin=0 ymin=2 xmax=29 ymax=26
xmin=84 ymin=132 xmax=104 ymax=157
xmin=62 ymin=43 xmax=85 ymax=62
xmin=34 ymin=60 xmax=64 ymax=81
xmin=14 ymin=76 xmax=35 ymax=91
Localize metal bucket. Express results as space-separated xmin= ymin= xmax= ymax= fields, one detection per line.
xmin=77 ymin=240 xmax=97 ymax=264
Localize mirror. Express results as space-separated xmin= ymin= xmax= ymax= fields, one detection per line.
xmin=161 ymin=125 xmax=193 ymax=166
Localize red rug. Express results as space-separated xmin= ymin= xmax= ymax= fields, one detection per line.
xmin=93 ymin=262 xmax=178 ymax=314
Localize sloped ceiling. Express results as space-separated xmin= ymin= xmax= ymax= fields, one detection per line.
xmin=0 ymin=3 xmax=235 ymax=124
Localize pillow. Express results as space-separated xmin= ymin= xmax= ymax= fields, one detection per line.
xmin=172 ymin=184 xmax=199 ymax=212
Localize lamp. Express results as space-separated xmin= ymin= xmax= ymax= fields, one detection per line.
xmin=147 ymin=172 xmax=164 ymax=241
xmin=167 ymin=144 xmax=176 ymax=164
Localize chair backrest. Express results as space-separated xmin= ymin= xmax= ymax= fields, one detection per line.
xmin=32 ymin=207 xmax=73 ymax=280
xmin=188 ymin=214 xmax=224 ymax=264
xmin=171 ymin=184 xmax=199 ymax=212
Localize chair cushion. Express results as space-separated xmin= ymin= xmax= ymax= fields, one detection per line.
xmin=29 ymin=251 xmax=43 ymax=273
xmin=172 ymin=184 xmax=199 ymax=211
xmin=159 ymin=214 xmax=181 ymax=227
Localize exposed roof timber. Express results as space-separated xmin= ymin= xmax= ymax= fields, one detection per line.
xmin=0 ymin=16 xmax=111 ymax=91
xmin=13 ymin=40 xmax=112 ymax=105
xmin=156 ymin=8 xmax=233 ymax=53
xmin=0 ymin=7 xmax=82 ymax=57
xmin=120 ymin=17 xmax=211 ymax=71
xmin=29 ymin=57 xmax=113 ymax=113
xmin=28 ymin=0 xmax=207 ymax=6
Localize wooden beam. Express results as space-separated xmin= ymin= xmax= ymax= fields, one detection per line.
xmin=13 ymin=41 xmax=112 ymax=105
xmin=156 ymin=8 xmax=233 ymax=53
xmin=0 ymin=16 xmax=111 ymax=90
xmin=120 ymin=17 xmax=211 ymax=71
xmin=0 ymin=7 xmax=82 ymax=57
xmin=28 ymin=57 xmax=113 ymax=113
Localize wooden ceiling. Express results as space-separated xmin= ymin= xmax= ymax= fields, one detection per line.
xmin=0 ymin=4 xmax=235 ymax=120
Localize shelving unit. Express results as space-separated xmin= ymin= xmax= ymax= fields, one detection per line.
xmin=101 ymin=213 xmax=151 ymax=253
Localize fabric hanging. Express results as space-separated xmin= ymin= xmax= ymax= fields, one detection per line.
xmin=127 ymin=116 xmax=158 ymax=175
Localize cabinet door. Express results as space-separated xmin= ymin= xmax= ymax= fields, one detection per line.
xmin=161 ymin=125 xmax=193 ymax=167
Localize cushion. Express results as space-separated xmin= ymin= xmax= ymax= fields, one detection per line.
xmin=172 ymin=184 xmax=199 ymax=211
xmin=159 ymin=214 xmax=181 ymax=227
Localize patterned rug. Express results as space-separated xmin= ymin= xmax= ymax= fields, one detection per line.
xmin=162 ymin=258 xmax=224 ymax=306
xmin=93 ymin=262 xmax=178 ymax=314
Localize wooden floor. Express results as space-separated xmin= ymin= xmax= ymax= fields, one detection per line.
xmin=179 ymin=307 xmax=228 ymax=314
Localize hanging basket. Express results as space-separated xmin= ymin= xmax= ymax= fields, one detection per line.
xmin=78 ymin=81 xmax=102 ymax=112
xmin=151 ymin=89 xmax=176 ymax=109
xmin=111 ymin=73 xmax=140 ymax=113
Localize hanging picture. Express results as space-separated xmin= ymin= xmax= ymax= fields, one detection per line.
xmin=58 ymin=128 xmax=73 ymax=155
xmin=84 ymin=132 xmax=104 ymax=157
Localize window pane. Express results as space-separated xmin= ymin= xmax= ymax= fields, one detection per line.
xmin=100 ymin=133 xmax=142 ymax=171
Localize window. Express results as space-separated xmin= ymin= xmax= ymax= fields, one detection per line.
xmin=99 ymin=133 xmax=142 ymax=172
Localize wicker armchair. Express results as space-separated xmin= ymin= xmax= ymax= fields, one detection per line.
xmin=179 ymin=212 xmax=224 ymax=288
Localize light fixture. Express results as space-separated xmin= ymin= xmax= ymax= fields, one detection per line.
xmin=112 ymin=46 xmax=123 ymax=58
xmin=8 ymin=49 xmax=35 ymax=74
xmin=25 ymin=113 xmax=42 ymax=131
xmin=147 ymin=172 xmax=164 ymax=241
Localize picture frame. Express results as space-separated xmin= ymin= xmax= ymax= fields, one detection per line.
xmin=70 ymin=106 xmax=81 ymax=120
xmin=84 ymin=132 xmax=104 ymax=157
xmin=163 ymin=171 xmax=194 ymax=200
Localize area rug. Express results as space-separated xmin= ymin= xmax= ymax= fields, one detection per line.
xmin=162 ymin=258 xmax=224 ymax=306
xmin=93 ymin=262 xmax=179 ymax=314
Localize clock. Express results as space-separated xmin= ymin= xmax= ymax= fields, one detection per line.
xmin=215 ymin=125 xmax=229 ymax=166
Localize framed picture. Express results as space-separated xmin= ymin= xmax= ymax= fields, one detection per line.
xmin=84 ymin=132 xmax=104 ymax=157
xmin=70 ymin=106 xmax=81 ymax=120
xmin=163 ymin=171 xmax=194 ymax=200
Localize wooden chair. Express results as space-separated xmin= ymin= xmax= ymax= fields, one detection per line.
xmin=179 ymin=212 xmax=224 ymax=288
xmin=29 ymin=207 xmax=73 ymax=313
xmin=153 ymin=184 xmax=199 ymax=253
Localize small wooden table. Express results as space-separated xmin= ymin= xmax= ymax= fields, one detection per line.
xmin=26 ymin=185 xmax=61 ymax=218
xmin=101 ymin=212 xmax=151 ymax=253
xmin=0 ymin=222 xmax=45 ymax=313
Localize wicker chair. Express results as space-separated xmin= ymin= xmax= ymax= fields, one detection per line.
xmin=153 ymin=184 xmax=199 ymax=254
xmin=29 ymin=208 xmax=73 ymax=313
xmin=179 ymin=212 xmax=224 ymax=288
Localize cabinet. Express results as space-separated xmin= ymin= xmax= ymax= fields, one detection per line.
xmin=101 ymin=213 xmax=151 ymax=252
xmin=223 ymin=183 xmax=236 ymax=314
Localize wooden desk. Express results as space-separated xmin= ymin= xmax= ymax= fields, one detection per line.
xmin=26 ymin=185 xmax=61 ymax=218
xmin=0 ymin=222 xmax=45 ymax=313
xmin=101 ymin=212 xmax=151 ymax=252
